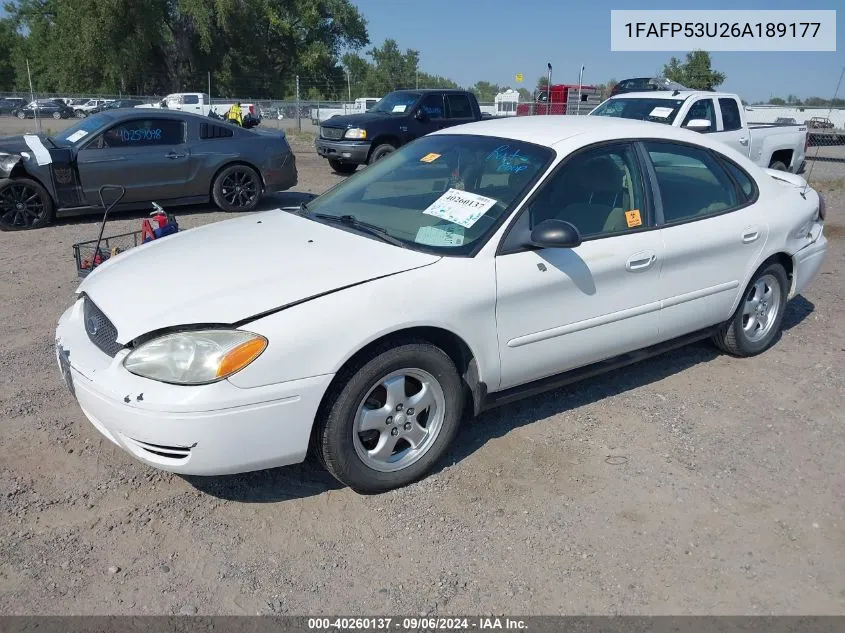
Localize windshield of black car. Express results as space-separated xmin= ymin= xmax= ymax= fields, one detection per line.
xmin=53 ymin=113 xmax=116 ymax=145
xmin=591 ymin=97 xmax=686 ymax=124
xmin=369 ymin=91 xmax=422 ymax=115
xmin=304 ymin=134 xmax=553 ymax=255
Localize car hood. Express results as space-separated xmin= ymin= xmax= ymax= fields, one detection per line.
xmin=77 ymin=210 xmax=440 ymax=344
xmin=321 ymin=112 xmax=396 ymax=128
xmin=0 ymin=135 xmax=32 ymax=154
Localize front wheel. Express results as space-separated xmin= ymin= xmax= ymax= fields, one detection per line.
xmin=713 ymin=262 xmax=788 ymax=356
xmin=369 ymin=143 xmax=396 ymax=165
xmin=52 ymin=110 xmax=62 ymax=119
xmin=328 ymin=159 xmax=357 ymax=175
xmin=316 ymin=341 xmax=463 ymax=493
xmin=769 ymin=160 xmax=788 ymax=172
xmin=212 ymin=164 xmax=262 ymax=212
xmin=16 ymin=110 xmax=25 ymax=119
xmin=0 ymin=177 xmax=56 ymax=231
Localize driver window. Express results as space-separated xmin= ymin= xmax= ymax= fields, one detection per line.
xmin=682 ymin=98 xmax=716 ymax=132
xmin=418 ymin=94 xmax=444 ymax=120
xmin=525 ymin=143 xmax=646 ymax=239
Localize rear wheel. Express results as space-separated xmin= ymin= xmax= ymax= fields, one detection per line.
xmin=212 ymin=164 xmax=262 ymax=212
xmin=328 ymin=159 xmax=357 ymax=175
xmin=52 ymin=110 xmax=62 ymax=119
xmin=16 ymin=110 xmax=25 ymax=119
xmin=368 ymin=143 xmax=396 ymax=165
xmin=316 ymin=341 xmax=463 ymax=493
xmin=713 ymin=262 xmax=788 ymax=356
xmin=0 ymin=178 xmax=55 ymax=231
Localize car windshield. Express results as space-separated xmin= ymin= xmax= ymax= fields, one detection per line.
xmin=54 ymin=112 xmax=115 ymax=145
xmin=369 ymin=91 xmax=422 ymax=115
xmin=591 ymin=97 xmax=686 ymax=124
xmin=304 ymin=134 xmax=554 ymax=255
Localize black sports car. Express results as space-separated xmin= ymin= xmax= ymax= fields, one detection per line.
xmin=0 ymin=109 xmax=298 ymax=230
xmin=11 ymin=99 xmax=75 ymax=120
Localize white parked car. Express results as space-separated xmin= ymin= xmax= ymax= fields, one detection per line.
xmin=55 ymin=117 xmax=828 ymax=493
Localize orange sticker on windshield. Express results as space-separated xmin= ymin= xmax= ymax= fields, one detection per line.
xmin=625 ymin=209 xmax=642 ymax=228
xmin=420 ymin=152 xmax=441 ymax=163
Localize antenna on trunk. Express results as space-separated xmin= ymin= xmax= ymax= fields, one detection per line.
xmin=802 ymin=65 xmax=845 ymax=196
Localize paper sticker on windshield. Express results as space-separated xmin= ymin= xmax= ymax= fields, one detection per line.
xmin=392 ymin=104 xmax=407 ymax=113
xmin=66 ymin=130 xmax=88 ymax=143
xmin=420 ymin=152 xmax=441 ymax=163
xmin=422 ymin=188 xmax=497 ymax=228
xmin=23 ymin=134 xmax=52 ymax=166
xmin=415 ymin=223 xmax=464 ymax=247
xmin=625 ymin=209 xmax=642 ymax=228
xmin=649 ymin=107 xmax=674 ymax=119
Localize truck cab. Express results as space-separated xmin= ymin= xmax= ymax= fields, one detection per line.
xmin=314 ymin=89 xmax=483 ymax=174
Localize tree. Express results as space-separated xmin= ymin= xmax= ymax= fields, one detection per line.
xmin=536 ymin=76 xmax=549 ymax=91
xmin=517 ymin=87 xmax=532 ymax=102
xmin=786 ymin=94 xmax=802 ymax=105
xmin=0 ymin=18 xmax=23 ymax=90
xmin=470 ymin=81 xmax=501 ymax=103
xmin=769 ymin=97 xmax=786 ymax=105
xmin=662 ymin=50 xmax=726 ymax=90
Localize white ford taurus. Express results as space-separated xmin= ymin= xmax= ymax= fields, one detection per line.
xmin=56 ymin=116 xmax=828 ymax=493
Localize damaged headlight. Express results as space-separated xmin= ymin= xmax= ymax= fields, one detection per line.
xmin=123 ymin=329 xmax=267 ymax=385
xmin=0 ymin=153 xmax=20 ymax=175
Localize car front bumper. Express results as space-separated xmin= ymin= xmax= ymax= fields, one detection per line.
xmin=55 ymin=298 xmax=332 ymax=476
xmin=315 ymin=138 xmax=371 ymax=164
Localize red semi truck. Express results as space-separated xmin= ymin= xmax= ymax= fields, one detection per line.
xmin=516 ymin=83 xmax=603 ymax=116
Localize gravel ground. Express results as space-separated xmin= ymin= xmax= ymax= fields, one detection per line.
xmin=0 ymin=127 xmax=844 ymax=616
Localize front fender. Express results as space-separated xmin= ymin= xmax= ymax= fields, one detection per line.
xmin=227 ymin=257 xmax=500 ymax=391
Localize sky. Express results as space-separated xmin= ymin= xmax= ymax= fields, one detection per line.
xmin=350 ymin=0 xmax=843 ymax=102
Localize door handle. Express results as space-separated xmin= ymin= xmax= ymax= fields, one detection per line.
xmin=738 ymin=137 xmax=749 ymax=145
xmin=166 ymin=151 xmax=185 ymax=159
xmin=742 ymin=228 xmax=760 ymax=243
xmin=626 ymin=250 xmax=656 ymax=272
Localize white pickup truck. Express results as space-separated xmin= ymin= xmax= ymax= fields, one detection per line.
xmin=310 ymin=97 xmax=380 ymax=125
xmin=590 ymin=90 xmax=807 ymax=173
xmin=136 ymin=92 xmax=259 ymax=120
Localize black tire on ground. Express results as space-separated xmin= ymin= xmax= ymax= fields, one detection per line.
xmin=769 ymin=160 xmax=788 ymax=171
xmin=328 ymin=159 xmax=357 ymax=175
xmin=368 ymin=143 xmax=396 ymax=165
xmin=52 ymin=110 xmax=61 ymax=119
xmin=16 ymin=111 xmax=25 ymax=119
xmin=316 ymin=340 xmax=464 ymax=494
xmin=713 ymin=262 xmax=789 ymax=357
xmin=0 ymin=177 xmax=56 ymax=231
xmin=211 ymin=164 xmax=262 ymax=213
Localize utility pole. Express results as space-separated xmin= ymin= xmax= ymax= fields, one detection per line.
xmin=577 ymin=65 xmax=585 ymax=115
xmin=26 ymin=58 xmax=40 ymax=134
xmin=546 ymin=62 xmax=552 ymax=115
xmin=416 ymin=69 xmax=419 ymax=90
xmin=346 ymin=68 xmax=351 ymax=102
xmin=295 ymin=75 xmax=301 ymax=131
xmin=208 ymin=71 xmax=212 ymax=101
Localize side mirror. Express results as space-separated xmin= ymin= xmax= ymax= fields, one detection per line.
xmin=414 ymin=109 xmax=429 ymax=122
xmin=528 ymin=219 xmax=582 ymax=249
xmin=684 ymin=119 xmax=711 ymax=132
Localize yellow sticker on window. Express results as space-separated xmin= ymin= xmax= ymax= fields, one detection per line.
xmin=420 ymin=152 xmax=441 ymax=163
xmin=625 ymin=209 xmax=642 ymax=228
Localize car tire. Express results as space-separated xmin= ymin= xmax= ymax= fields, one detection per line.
xmin=769 ymin=160 xmax=788 ymax=172
xmin=211 ymin=164 xmax=262 ymax=213
xmin=316 ymin=340 xmax=464 ymax=493
xmin=369 ymin=143 xmax=396 ymax=164
xmin=328 ymin=159 xmax=357 ymax=175
xmin=0 ymin=177 xmax=56 ymax=231
xmin=16 ymin=111 xmax=25 ymax=119
xmin=52 ymin=111 xmax=61 ymax=119
xmin=713 ymin=262 xmax=789 ymax=357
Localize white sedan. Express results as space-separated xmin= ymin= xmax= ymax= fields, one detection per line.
xmin=55 ymin=117 xmax=828 ymax=493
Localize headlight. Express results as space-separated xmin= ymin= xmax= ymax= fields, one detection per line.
xmin=123 ymin=329 xmax=267 ymax=385
xmin=344 ymin=128 xmax=367 ymax=140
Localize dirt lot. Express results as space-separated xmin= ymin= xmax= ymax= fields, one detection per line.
xmin=1 ymin=118 xmax=844 ymax=616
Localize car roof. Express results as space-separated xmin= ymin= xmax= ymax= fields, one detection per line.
xmin=609 ymin=90 xmax=734 ymax=100
xmin=390 ymin=88 xmax=470 ymax=95
xmin=430 ymin=115 xmax=736 ymax=151
xmin=105 ymin=109 xmax=215 ymax=123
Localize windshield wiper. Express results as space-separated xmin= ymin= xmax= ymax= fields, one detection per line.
xmin=314 ymin=213 xmax=406 ymax=247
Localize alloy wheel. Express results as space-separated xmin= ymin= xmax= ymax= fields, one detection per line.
xmin=0 ymin=183 xmax=46 ymax=229
xmin=220 ymin=169 xmax=259 ymax=209
xmin=741 ymin=273 xmax=782 ymax=343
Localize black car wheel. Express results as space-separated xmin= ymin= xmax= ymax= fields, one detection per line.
xmin=369 ymin=143 xmax=396 ymax=165
xmin=74 ymin=110 xmax=85 ymax=118
xmin=329 ymin=159 xmax=357 ymax=175
xmin=52 ymin=110 xmax=62 ymax=119
xmin=212 ymin=164 xmax=262 ymax=212
xmin=16 ymin=110 xmax=25 ymax=119
xmin=0 ymin=178 xmax=56 ymax=231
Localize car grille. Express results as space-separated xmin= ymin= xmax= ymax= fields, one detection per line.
xmin=82 ymin=295 xmax=123 ymax=357
xmin=320 ymin=126 xmax=344 ymax=140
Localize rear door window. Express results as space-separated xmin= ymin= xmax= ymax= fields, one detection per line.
xmin=446 ymin=94 xmax=473 ymax=119
xmin=718 ymin=98 xmax=742 ymax=131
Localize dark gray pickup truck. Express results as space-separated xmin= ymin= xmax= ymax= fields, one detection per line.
xmin=315 ymin=89 xmax=485 ymax=174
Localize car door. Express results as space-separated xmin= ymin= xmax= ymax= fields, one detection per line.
xmin=642 ymin=140 xmax=768 ymax=339
xmin=495 ymin=142 xmax=664 ymax=389
xmin=711 ymin=97 xmax=751 ymax=158
xmin=443 ymin=93 xmax=478 ymax=129
xmin=76 ymin=117 xmax=191 ymax=205
xmin=680 ymin=97 xmax=717 ymax=133
xmin=410 ymin=93 xmax=447 ymax=137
